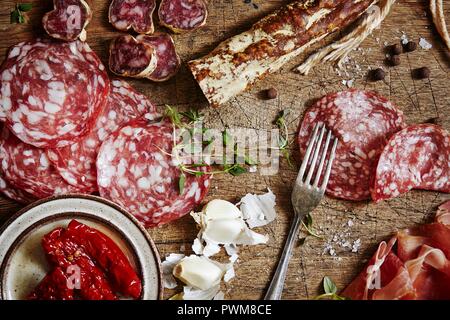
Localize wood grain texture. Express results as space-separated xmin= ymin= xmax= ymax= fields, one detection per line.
xmin=0 ymin=0 xmax=449 ymax=299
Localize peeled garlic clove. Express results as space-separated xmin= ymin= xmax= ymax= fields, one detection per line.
xmin=173 ymin=255 xmax=225 ymax=290
xmin=203 ymin=219 xmax=246 ymax=244
xmin=203 ymin=199 xmax=242 ymax=221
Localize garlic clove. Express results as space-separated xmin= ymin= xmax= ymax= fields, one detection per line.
xmin=203 ymin=199 xmax=242 ymax=221
xmin=203 ymin=219 xmax=246 ymax=244
xmin=173 ymin=255 xmax=225 ymax=290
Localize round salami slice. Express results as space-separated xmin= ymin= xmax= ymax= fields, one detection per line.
xmin=0 ymin=127 xmax=87 ymax=199
xmin=0 ymin=173 xmax=35 ymax=204
xmin=158 ymin=0 xmax=208 ymax=33
xmin=109 ymin=35 xmax=158 ymax=78
xmin=372 ymin=124 xmax=450 ymax=202
xmin=109 ymin=0 xmax=156 ymax=34
xmin=96 ymin=120 xmax=211 ymax=227
xmin=0 ymin=39 xmax=109 ymax=148
xmin=136 ymin=33 xmax=181 ymax=81
xmin=298 ymin=90 xmax=405 ymax=201
xmin=47 ymin=79 xmax=160 ymax=191
xmin=43 ymin=0 xmax=93 ymax=41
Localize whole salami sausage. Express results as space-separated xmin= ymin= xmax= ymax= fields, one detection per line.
xmin=0 ymin=39 xmax=109 ymax=148
xmin=372 ymin=124 xmax=450 ymax=202
xmin=188 ymin=0 xmax=375 ymax=107
xmin=109 ymin=0 xmax=156 ymax=34
xmin=0 ymin=126 xmax=88 ymax=199
xmin=96 ymin=120 xmax=211 ymax=227
xmin=298 ymin=90 xmax=405 ymax=201
xmin=136 ymin=33 xmax=181 ymax=81
xmin=109 ymin=35 xmax=158 ymax=78
xmin=158 ymin=0 xmax=208 ymax=33
xmin=47 ymin=79 xmax=160 ymax=192
xmin=43 ymin=0 xmax=93 ymax=41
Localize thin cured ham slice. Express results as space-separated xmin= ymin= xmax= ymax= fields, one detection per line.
xmin=158 ymin=0 xmax=208 ymax=33
xmin=96 ymin=120 xmax=211 ymax=227
xmin=343 ymin=200 xmax=450 ymax=300
xmin=372 ymin=124 xmax=450 ymax=201
xmin=0 ymin=39 xmax=109 ymax=148
xmin=47 ymin=80 xmax=160 ymax=192
xmin=298 ymin=90 xmax=405 ymax=201
xmin=109 ymin=0 xmax=156 ymax=34
xmin=0 ymin=127 xmax=86 ymax=199
xmin=43 ymin=0 xmax=93 ymax=41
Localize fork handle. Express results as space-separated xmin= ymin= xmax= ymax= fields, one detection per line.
xmin=264 ymin=213 xmax=303 ymax=300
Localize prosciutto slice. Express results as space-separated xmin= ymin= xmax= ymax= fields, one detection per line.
xmin=342 ymin=200 xmax=450 ymax=300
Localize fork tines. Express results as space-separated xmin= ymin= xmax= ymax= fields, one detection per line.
xmin=297 ymin=123 xmax=338 ymax=191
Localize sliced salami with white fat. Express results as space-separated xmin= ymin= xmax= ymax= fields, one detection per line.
xmin=47 ymin=79 xmax=160 ymax=191
xmin=158 ymin=0 xmax=208 ymax=33
xmin=109 ymin=35 xmax=158 ymax=78
xmin=0 ymin=127 xmax=87 ymax=199
xmin=372 ymin=124 xmax=450 ymax=201
xmin=109 ymin=0 xmax=156 ymax=34
xmin=0 ymin=174 xmax=35 ymax=204
xmin=0 ymin=39 xmax=109 ymax=148
xmin=298 ymin=90 xmax=405 ymax=201
xmin=136 ymin=33 xmax=181 ymax=81
xmin=43 ymin=0 xmax=93 ymax=41
xmin=96 ymin=120 xmax=211 ymax=227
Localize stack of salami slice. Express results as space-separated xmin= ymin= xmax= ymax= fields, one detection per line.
xmin=0 ymin=39 xmax=210 ymax=227
xmin=298 ymin=89 xmax=449 ymax=202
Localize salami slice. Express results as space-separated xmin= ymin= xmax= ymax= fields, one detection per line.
xmin=96 ymin=120 xmax=211 ymax=227
xmin=372 ymin=124 xmax=450 ymax=202
xmin=0 ymin=127 xmax=87 ymax=199
xmin=43 ymin=0 xmax=93 ymax=41
xmin=109 ymin=0 xmax=156 ymax=34
xmin=0 ymin=39 xmax=109 ymax=148
xmin=0 ymin=174 xmax=35 ymax=204
xmin=298 ymin=90 xmax=405 ymax=201
xmin=109 ymin=35 xmax=158 ymax=78
xmin=136 ymin=33 xmax=181 ymax=81
xmin=158 ymin=0 xmax=208 ymax=33
xmin=47 ymin=79 xmax=160 ymax=191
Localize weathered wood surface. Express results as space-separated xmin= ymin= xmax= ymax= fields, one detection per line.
xmin=0 ymin=0 xmax=449 ymax=299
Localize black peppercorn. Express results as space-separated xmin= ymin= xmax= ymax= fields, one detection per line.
xmin=413 ymin=67 xmax=430 ymax=79
xmin=390 ymin=44 xmax=402 ymax=55
xmin=403 ymin=41 xmax=417 ymax=52
xmin=370 ymin=68 xmax=385 ymax=81
xmin=389 ymin=55 xmax=401 ymax=66
xmin=266 ymin=87 xmax=278 ymax=99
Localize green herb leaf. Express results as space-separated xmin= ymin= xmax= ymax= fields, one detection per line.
xmin=164 ymin=105 xmax=183 ymax=127
xmin=222 ymin=130 xmax=231 ymax=146
xmin=18 ymin=3 xmax=33 ymax=12
xmin=275 ymin=109 xmax=290 ymax=127
xmin=244 ymin=155 xmax=257 ymax=166
xmin=18 ymin=13 xmax=25 ymax=24
xmin=10 ymin=10 xmax=20 ymax=23
xmin=323 ymin=276 xmax=337 ymax=295
xmin=180 ymin=109 xmax=203 ymax=122
xmin=227 ymin=165 xmax=246 ymax=176
xmin=305 ymin=213 xmax=313 ymax=229
xmin=178 ymin=172 xmax=186 ymax=194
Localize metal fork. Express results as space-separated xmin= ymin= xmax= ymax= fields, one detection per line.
xmin=264 ymin=123 xmax=338 ymax=300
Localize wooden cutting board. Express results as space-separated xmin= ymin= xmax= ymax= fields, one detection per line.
xmin=0 ymin=0 xmax=449 ymax=299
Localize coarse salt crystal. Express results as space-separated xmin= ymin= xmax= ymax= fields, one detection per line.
xmin=419 ymin=37 xmax=432 ymax=50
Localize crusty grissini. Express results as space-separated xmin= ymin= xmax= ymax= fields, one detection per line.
xmin=188 ymin=0 xmax=376 ymax=107
xmin=430 ymin=0 xmax=450 ymax=51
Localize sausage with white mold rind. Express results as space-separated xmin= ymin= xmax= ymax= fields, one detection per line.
xmin=188 ymin=0 xmax=376 ymax=107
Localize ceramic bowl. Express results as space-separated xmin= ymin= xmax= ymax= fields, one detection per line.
xmin=0 ymin=194 xmax=162 ymax=300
